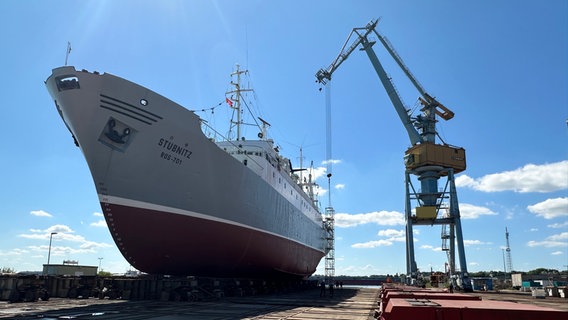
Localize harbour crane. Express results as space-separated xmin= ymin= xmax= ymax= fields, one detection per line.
xmin=316 ymin=18 xmax=472 ymax=290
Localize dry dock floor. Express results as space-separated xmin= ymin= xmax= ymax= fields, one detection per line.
xmin=0 ymin=287 xmax=379 ymax=319
xmin=2 ymin=288 xmax=566 ymax=319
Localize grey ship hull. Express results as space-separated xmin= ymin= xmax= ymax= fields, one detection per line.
xmin=45 ymin=66 xmax=326 ymax=277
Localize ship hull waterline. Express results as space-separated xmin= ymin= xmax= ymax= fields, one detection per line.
xmin=103 ymin=201 xmax=324 ymax=278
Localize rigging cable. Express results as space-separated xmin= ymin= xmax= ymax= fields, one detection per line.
xmin=189 ymin=100 xmax=223 ymax=113
xmin=325 ymin=82 xmax=333 ymax=207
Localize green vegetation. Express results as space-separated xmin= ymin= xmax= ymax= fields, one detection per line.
xmin=526 ymin=268 xmax=563 ymax=275
xmin=316 ymin=268 xmax=567 ymax=280
xmin=468 ymin=269 xmax=566 ymax=277
xmin=98 ymin=270 xmax=113 ymax=277
xmin=1 ymin=267 xmax=15 ymax=273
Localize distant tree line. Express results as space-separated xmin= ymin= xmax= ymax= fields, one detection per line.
xmin=314 ymin=268 xmax=567 ymax=280
xmin=1 ymin=267 xmax=15 ymax=273
xmin=468 ymin=268 xmax=567 ymax=278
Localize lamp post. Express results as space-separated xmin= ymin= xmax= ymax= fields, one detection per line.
xmin=47 ymin=232 xmax=57 ymax=266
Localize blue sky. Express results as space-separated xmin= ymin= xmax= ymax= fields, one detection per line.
xmin=0 ymin=0 xmax=566 ymax=276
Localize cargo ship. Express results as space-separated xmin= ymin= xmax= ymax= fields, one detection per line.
xmin=45 ymin=65 xmax=327 ymax=278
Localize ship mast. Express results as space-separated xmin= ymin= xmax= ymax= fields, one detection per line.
xmin=226 ymin=64 xmax=253 ymax=140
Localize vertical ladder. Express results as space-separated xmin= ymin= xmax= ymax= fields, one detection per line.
xmin=324 ymin=207 xmax=335 ymax=283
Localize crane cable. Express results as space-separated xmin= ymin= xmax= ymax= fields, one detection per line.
xmin=325 ymin=82 xmax=333 ymax=208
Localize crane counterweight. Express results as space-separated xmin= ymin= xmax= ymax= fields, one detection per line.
xmin=405 ymin=143 xmax=466 ymax=174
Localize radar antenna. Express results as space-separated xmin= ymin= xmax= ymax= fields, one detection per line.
xmin=65 ymin=42 xmax=72 ymax=66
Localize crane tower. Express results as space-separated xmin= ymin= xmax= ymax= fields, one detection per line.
xmin=316 ymin=19 xmax=472 ymax=290
xmin=505 ymin=227 xmax=514 ymax=273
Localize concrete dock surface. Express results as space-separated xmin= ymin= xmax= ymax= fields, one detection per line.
xmin=2 ymin=287 xmax=567 ymax=319
xmin=0 ymin=287 xmax=380 ymax=319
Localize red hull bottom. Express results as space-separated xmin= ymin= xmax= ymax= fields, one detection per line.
xmin=103 ymin=203 xmax=324 ymax=278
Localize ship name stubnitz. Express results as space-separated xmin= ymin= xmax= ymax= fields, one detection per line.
xmin=158 ymin=138 xmax=192 ymax=165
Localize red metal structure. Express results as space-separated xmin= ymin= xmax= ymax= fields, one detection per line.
xmin=377 ymin=285 xmax=566 ymax=320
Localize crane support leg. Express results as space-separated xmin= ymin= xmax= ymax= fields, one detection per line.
xmin=448 ymin=169 xmax=472 ymax=291
xmin=405 ymin=169 xmax=472 ymax=290
xmin=405 ymin=171 xmax=418 ymax=284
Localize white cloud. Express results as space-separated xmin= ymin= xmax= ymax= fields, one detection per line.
xmin=378 ymin=229 xmax=405 ymax=238
xmin=548 ymin=221 xmax=568 ymax=229
xmin=351 ymin=239 xmax=393 ymax=248
xmin=335 ymin=211 xmax=404 ymax=227
xmin=90 ymin=220 xmax=107 ymax=227
xmin=527 ymin=240 xmax=566 ymax=248
xmin=464 ymin=239 xmax=491 ymax=246
xmin=361 ymin=264 xmax=375 ymax=271
xmin=352 ymin=229 xmax=406 ymax=250
xmin=0 ymin=248 xmax=29 ymax=256
xmin=459 ymin=203 xmax=498 ymax=219
xmin=18 ymin=225 xmax=98 ymax=245
xmin=456 ymin=161 xmax=568 ymax=193
xmin=30 ymin=210 xmax=53 ymax=218
xmin=46 ymin=225 xmax=74 ymax=234
xmin=455 ymin=175 xmax=477 ymax=188
xmin=18 ymin=229 xmax=82 ymax=243
xmin=20 ymin=224 xmax=114 ymax=258
xmin=548 ymin=232 xmax=568 ymax=241
xmin=18 ymin=233 xmax=49 ymax=240
xmin=420 ymin=245 xmax=442 ymax=252
xmin=551 ymin=251 xmax=563 ymax=255
xmin=17 ymin=224 xmax=115 ymax=252
xmin=93 ymin=212 xmax=104 ymax=217
xmin=79 ymin=241 xmax=113 ymax=250
xmin=321 ymin=159 xmax=341 ymax=166
xmin=314 ymin=185 xmax=327 ymax=197
xmin=309 ymin=161 xmax=342 ymax=183
xmin=27 ymin=243 xmax=111 ymax=257
xmin=335 ymin=184 xmax=345 ymax=190
xmin=527 ymin=197 xmax=568 ymax=220
xmin=310 ymin=166 xmax=328 ymax=181
xmin=527 ymin=232 xmax=568 ymax=248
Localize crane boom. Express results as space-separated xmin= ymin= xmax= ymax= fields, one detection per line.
xmin=358 ymin=36 xmax=422 ymax=145
xmin=375 ymin=31 xmax=455 ymax=121
xmin=316 ymin=19 xmax=379 ymax=85
xmin=375 ymin=32 xmax=427 ymax=97
xmin=316 ymin=18 xmax=422 ymax=145
xmin=316 ymin=18 xmax=459 ymax=147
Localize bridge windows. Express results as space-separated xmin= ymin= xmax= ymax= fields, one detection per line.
xmin=56 ymin=75 xmax=80 ymax=91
